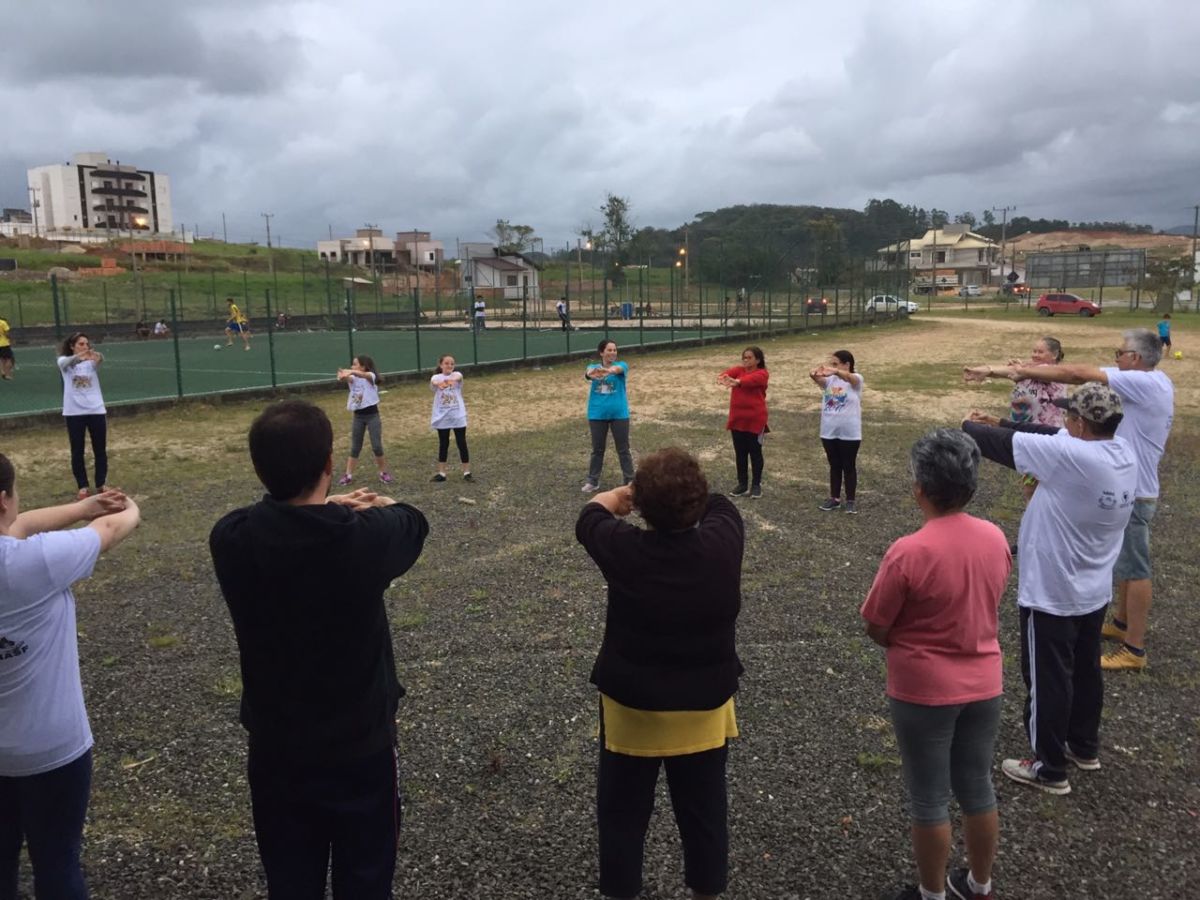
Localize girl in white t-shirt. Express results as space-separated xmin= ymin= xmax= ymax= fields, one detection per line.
xmin=57 ymin=333 xmax=108 ymax=500
xmin=335 ymin=355 xmax=394 ymax=486
xmin=430 ymin=354 xmax=471 ymax=482
xmin=810 ymin=349 xmax=865 ymax=513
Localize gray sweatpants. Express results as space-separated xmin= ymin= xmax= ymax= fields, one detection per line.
xmin=588 ymin=418 xmax=634 ymax=485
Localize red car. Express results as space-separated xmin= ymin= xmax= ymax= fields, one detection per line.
xmin=804 ymin=297 xmax=828 ymax=315
xmin=1036 ymin=292 xmax=1101 ymax=317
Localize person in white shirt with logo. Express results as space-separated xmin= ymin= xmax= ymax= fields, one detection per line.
xmin=964 ymin=383 xmax=1135 ymax=796
xmin=0 ymin=452 xmax=140 ymax=897
xmin=429 ymin=354 xmax=472 ymax=482
xmin=965 ymin=328 xmax=1174 ymax=671
xmin=57 ymin=333 xmax=109 ymax=501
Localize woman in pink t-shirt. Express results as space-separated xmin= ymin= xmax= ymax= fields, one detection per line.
xmin=861 ymin=429 xmax=1012 ymax=900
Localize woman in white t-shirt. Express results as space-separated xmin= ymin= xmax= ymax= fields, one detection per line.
xmin=430 ymin=354 xmax=472 ymax=482
xmin=0 ymin=452 xmax=140 ymax=896
xmin=810 ymin=349 xmax=864 ymax=513
xmin=335 ymin=355 xmax=394 ymax=486
xmin=57 ymin=333 xmax=109 ymax=500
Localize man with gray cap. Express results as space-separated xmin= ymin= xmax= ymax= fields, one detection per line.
xmin=963 ymin=382 xmax=1135 ymax=794
xmin=965 ymin=328 xmax=1173 ymax=671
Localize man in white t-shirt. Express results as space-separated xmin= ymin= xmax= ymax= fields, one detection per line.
xmin=473 ymin=297 xmax=486 ymax=332
xmin=965 ymin=328 xmax=1173 ymax=671
xmin=0 ymin=453 xmax=140 ymax=895
xmin=964 ymin=382 xmax=1136 ymax=795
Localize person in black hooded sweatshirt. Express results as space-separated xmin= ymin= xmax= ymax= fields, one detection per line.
xmin=210 ymin=399 xmax=428 ymax=899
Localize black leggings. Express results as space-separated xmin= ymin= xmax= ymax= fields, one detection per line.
xmin=437 ymin=427 xmax=469 ymax=464
xmin=730 ymin=429 xmax=764 ymax=488
xmin=821 ymin=437 xmax=860 ymax=500
xmin=65 ymin=414 xmax=108 ymax=490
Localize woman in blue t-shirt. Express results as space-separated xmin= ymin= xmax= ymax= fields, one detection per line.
xmin=582 ymin=339 xmax=634 ymax=492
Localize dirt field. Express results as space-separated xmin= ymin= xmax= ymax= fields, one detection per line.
xmin=3 ymin=313 xmax=1196 ymax=899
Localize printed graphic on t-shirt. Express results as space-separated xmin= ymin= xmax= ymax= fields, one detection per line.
xmin=349 ymin=389 xmax=364 ymax=409
xmin=72 ymin=375 xmax=93 ymax=391
xmin=437 ymin=388 xmax=458 ymax=407
xmin=823 ymin=384 xmax=849 ymax=411
xmin=0 ymin=635 xmax=30 ymax=661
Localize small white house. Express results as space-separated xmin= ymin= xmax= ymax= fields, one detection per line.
xmin=461 ymin=245 xmax=540 ymax=300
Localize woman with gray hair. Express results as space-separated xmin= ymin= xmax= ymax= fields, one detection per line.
xmin=861 ymin=429 xmax=1011 ymax=900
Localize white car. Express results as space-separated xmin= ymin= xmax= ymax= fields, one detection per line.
xmin=959 ymin=284 xmax=982 ymax=298
xmin=865 ymin=294 xmax=919 ymax=314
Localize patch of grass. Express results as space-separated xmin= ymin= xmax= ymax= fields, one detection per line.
xmin=146 ymin=632 xmax=180 ymax=649
xmin=213 ymin=673 xmax=243 ymax=698
xmin=855 ymin=751 xmax=901 ymax=771
xmin=394 ymin=609 xmax=428 ymax=630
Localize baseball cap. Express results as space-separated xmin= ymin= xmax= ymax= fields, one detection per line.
xmin=1051 ymin=381 xmax=1123 ymax=425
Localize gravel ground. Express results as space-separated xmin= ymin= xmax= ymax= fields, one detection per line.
xmin=5 ymin=316 xmax=1198 ymax=899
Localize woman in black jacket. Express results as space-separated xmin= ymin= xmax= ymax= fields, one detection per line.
xmin=575 ymin=447 xmax=745 ymax=900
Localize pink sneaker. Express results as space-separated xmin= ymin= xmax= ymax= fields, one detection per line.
xmin=337 ymin=474 xmax=353 ymax=486
xmin=379 ymin=472 xmax=394 ymax=485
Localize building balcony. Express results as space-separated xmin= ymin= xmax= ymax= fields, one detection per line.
xmin=90 ymin=169 xmax=146 ymax=181
xmin=91 ymin=185 xmax=147 ymax=198
xmin=93 ymin=204 xmax=148 ymax=214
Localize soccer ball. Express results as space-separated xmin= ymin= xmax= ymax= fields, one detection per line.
xmin=1174 ymin=350 xmax=1183 ymax=360
xmin=213 ymin=344 xmax=222 ymax=350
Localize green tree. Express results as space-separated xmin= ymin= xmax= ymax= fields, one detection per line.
xmin=490 ymin=219 xmax=537 ymax=254
xmin=954 ymin=211 xmax=977 ymax=227
xmin=1142 ymin=254 xmax=1193 ymax=313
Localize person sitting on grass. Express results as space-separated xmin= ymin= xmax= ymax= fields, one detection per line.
xmin=576 ymin=447 xmax=744 ymax=900
xmin=862 ymin=430 xmax=1010 ymax=900
xmin=963 ymin=383 xmax=1135 ymax=797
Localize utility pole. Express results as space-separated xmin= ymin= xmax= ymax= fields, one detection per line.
xmin=262 ymin=212 xmax=275 ymax=275
xmin=221 ymin=211 xmax=227 ymax=243
xmin=364 ymin=222 xmax=379 ymax=281
xmin=27 ymin=186 xmax=41 ymax=237
xmin=991 ymin=205 xmax=1016 ymax=285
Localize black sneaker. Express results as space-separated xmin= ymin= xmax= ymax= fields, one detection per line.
xmin=844 ymin=499 xmax=858 ymax=514
xmin=879 ymin=885 xmax=921 ymax=900
xmin=729 ymin=485 xmax=750 ymax=497
xmin=948 ymin=867 xmax=991 ymax=898
xmin=463 ymin=472 xmax=474 ymax=482
xmin=749 ymin=485 xmax=762 ymax=499
xmin=818 ymin=498 xmax=842 ymax=512
xmin=431 ymin=473 xmax=447 ymax=483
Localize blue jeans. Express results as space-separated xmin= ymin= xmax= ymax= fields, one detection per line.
xmin=0 ymin=749 xmax=93 ymax=900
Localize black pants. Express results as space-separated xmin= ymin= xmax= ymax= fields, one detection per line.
xmin=65 ymin=414 xmax=108 ymax=490
xmin=597 ymin=727 xmax=728 ymax=897
xmin=730 ymin=429 xmax=763 ymax=489
xmin=247 ymin=744 xmax=401 ymax=900
xmin=1019 ymin=605 xmax=1106 ymax=782
xmin=0 ymin=750 xmax=92 ymax=900
xmin=559 ymin=313 xmax=571 ymax=331
xmin=821 ymin=437 xmax=860 ymax=500
xmin=436 ymin=427 xmax=469 ymax=463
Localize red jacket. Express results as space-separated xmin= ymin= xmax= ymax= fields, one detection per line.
xmin=721 ymin=366 xmax=769 ymax=433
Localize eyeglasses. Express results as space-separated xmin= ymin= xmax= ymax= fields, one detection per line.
xmin=1114 ymin=349 xmax=1137 ymax=359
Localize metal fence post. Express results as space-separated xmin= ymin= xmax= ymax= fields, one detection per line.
xmin=521 ymin=284 xmax=528 ymax=360
xmin=168 ymin=289 xmax=184 ymax=399
xmin=413 ymin=292 xmax=421 ymax=372
xmin=51 ymin=274 xmax=63 ymax=343
xmin=345 ymin=288 xmax=355 ymax=362
xmin=263 ymin=289 xmax=277 ymax=388
xmin=102 ymin=281 xmax=109 ymax=327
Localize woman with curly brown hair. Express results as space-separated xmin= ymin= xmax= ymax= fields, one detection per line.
xmin=575 ymin=447 xmax=745 ymax=899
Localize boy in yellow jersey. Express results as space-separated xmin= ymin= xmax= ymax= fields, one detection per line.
xmin=224 ymin=298 xmax=251 ymax=350
xmin=0 ymin=316 xmax=13 ymax=379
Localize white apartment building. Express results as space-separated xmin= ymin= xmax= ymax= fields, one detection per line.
xmin=27 ymin=152 xmax=174 ymax=236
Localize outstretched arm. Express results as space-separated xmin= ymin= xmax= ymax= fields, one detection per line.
xmin=12 ymin=491 xmax=128 ymax=539
xmin=965 ymin=363 xmax=1106 ymax=385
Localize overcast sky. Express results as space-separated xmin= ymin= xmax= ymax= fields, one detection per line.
xmin=4 ymin=0 xmax=1198 ymax=248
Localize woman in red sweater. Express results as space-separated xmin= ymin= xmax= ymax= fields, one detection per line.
xmin=718 ymin=346 xmax=769 ymax=498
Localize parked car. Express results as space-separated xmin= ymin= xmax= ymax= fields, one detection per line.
xmin=804 ymin=297 xmax=828 ymax=315
xmin=865 ymin=294 xmax=919 ymax=315
xmin=959 ymin=284 xmax=983 ymax=298
xmin=1036 ymin=292 xmax=1101 ymax=317
xmin=1001 ymin=283 xmax=1031 ymax=297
